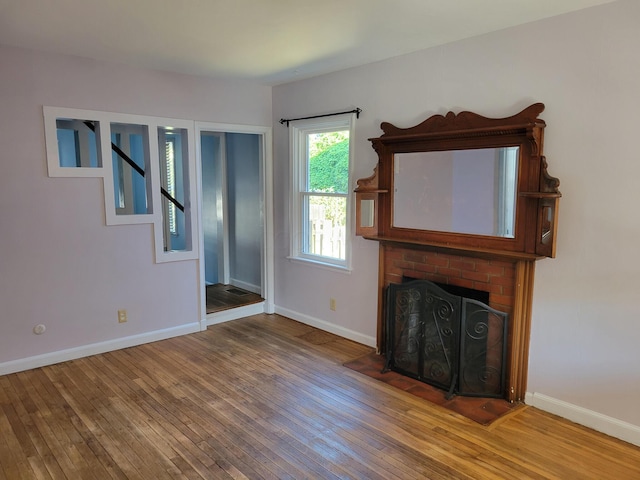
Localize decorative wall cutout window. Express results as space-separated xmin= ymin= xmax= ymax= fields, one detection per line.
xmin=44 ymin=109 xmax=110 ymax=179
xmin=43 ymin=107 xmax=198 ymax=263
xmin=110 ymin=122 xmax=152 ymax=216
xmin=55 ymin=118 xmax=102 ymax=168
xmin=158 ymin=126 xmax=192 ymax=253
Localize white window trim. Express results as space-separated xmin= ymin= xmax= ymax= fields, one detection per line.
xmin=44 ymin=106 xmax=110 ymax=179
xmin=288 ymin=112 xmax=355 ymax=271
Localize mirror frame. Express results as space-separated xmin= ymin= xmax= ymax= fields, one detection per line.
xmin=355 ymin=103 xmax=561 ymax=258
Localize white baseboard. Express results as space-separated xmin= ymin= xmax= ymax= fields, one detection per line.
xmin=230 ymin=278 xmax=261 ymax=295
xmin=274 ymin=306 xmax=376 ymax=348
xmin=264 ymin=300 xmax=275 ymax=314
xmin=206 ymin=302 xmax=265 ymax=326
xmin=0 ymin=322 xmax=201 ymax=376
xmin=525 ymin=392 xmax=640 ymax=447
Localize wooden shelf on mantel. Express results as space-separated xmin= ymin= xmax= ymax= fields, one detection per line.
xmin=362 ymin=235 xmax=545 ymax=262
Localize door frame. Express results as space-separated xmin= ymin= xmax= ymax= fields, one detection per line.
xmin=195 ymin=121 xmax=274 ymax=327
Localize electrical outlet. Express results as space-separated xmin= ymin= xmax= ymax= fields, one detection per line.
xmin=118 ymin=309 xmax=127 ymax=323
xmin=330 ymin=298 xmax=336 ymax=311
xmin=33 ymin=324 xmax=46 ymax=335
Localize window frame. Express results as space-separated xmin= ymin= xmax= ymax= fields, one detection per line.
xmin=289 ymin=113 xmax=355 ymax=270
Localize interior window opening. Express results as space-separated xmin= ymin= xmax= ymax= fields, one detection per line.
xmin=158 ymin=127 xmax=190 ymax=252
xmin=55 ymin=118 xmax=101 ymax=168
xmin=110 ymin=122 xmax=152 ymax=216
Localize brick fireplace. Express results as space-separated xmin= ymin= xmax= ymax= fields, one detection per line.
xmin=356 ymin=104 xmax=561 ymax=404
xmin=375 ymin=241 xmax=537 ymax=403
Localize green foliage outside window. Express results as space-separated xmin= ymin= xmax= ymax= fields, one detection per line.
xmin=309 ymin=138 xmax=349 ymax=193
xmin=307 ymin=133 xmax=349 ymax=229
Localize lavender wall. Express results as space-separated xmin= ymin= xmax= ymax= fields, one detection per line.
xmin=0 ymin=45 xmax=271 ymax=365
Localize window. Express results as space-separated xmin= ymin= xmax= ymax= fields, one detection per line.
xmin=164 ymin=136 xmax=177 ymax=235
xmin=110 ymin=122 xmax=152 ymax=216
xmin=290 ymin=114 xmax=354 ymax=269
xmin=55 ymin=118 xmax=101 ymax=168
xmin=158 ymin=126 xmax=191 ymax=252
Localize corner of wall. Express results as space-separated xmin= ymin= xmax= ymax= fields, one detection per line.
xmin=274 ymin=305 xmax=376 ymax=348
xmin=525 ymin=392 xmax=640 ymax=448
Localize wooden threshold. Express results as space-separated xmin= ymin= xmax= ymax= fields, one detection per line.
xmin=206 ymin=283 xmax=263 ymax=314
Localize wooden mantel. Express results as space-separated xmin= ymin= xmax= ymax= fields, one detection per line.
xmin=355 ymin=104 xmax=561 ymax=402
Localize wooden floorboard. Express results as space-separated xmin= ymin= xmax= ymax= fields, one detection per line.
xmin=1 ymin=314 xmax=640 ymax=479
xmin=206 ymin=284 xmax=263 ymax=314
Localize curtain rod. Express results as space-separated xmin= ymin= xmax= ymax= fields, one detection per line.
xmin=279 ymin=108 xmax=362 ymax=127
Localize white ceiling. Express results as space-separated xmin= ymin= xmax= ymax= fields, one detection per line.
xmin=0 ymin=0 xmax=616 ymax=85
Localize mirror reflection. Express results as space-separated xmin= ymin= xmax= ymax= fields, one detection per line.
xmin=392 ymin=147 xmax=519 ymax=237
xmin=360 ymin=199 xmax=375 ymax=228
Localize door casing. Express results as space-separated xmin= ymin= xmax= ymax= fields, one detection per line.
xmin=195 ymin=121 xmax=274 ymax=327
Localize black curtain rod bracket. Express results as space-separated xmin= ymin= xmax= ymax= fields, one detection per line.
xmin=279 ymin=108 xmax=362 ymax=127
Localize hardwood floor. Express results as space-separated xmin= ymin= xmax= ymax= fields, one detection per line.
xmin=206 ymin=284 xmax=263 ymax=314
xmin=344 ymin=353 xmax=520 ymax=425
xmin=1 ymin=315 xmax=639 ymax=479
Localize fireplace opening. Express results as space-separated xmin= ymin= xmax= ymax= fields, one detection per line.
xmin=384 ymin=279 xmax=508 ymax=399
xmin=401 ymin=275 xmax=490 ymax=305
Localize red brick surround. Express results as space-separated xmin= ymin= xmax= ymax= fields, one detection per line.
xmin=376 ymin=243 xmax=536 ymax=402
xmin=383 ymin=246 xmax=516 ymax=315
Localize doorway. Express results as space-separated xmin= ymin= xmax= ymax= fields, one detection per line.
xmin=196 ymin=123 xmax=273 ymax=324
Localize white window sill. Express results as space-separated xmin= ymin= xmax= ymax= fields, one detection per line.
xmin=287 ymin=256 xmax=352 ymax=275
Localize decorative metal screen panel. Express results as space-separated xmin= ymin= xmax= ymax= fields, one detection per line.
xmin=384 ymin=280 xmax=508 ymax=398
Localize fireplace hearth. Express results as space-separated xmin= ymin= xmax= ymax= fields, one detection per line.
xmin=384 ymin=280 xmax=508 ymax=399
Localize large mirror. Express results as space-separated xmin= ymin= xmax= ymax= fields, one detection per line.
xmin=392 ymin=147 xmax=518 ymax=237
xmin=356 ymin=103 xmax=561 ymax=257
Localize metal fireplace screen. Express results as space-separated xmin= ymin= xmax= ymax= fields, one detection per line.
xmin=384 ymin=280 xmax=508 ymax=398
